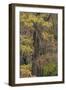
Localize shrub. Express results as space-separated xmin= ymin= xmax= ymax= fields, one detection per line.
xmin=42 ymin=62 xmax=57 ymax=76
xmin=20 ymin=64 xmax=32 ymax=77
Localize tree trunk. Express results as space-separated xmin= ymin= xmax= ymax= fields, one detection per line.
xmin=32 ymin=30 xmax=40 ymax=76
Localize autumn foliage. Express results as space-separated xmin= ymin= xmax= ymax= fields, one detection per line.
xmin=20 ymin=12 xmax=58 ymax=77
